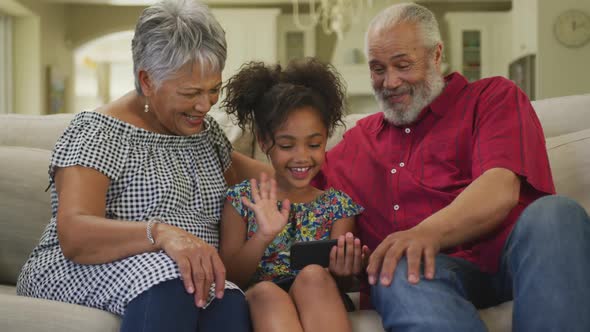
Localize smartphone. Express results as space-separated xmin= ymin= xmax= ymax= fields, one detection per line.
xmin=290 ymin=239 xmax=342 ymax=270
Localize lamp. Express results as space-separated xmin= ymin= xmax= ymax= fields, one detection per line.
xmin=292 ymin=0 xmax=373 ymax=40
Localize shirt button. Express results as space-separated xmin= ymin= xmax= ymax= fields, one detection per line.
xmin=393 ymin=204 xmax=400 ymax=211
xmin=390 ymin=168 xmax=397 ymax=174
xmin=404 ymin=128 xmax=411 ymax=134
xmin=399 ymin=162 xmax=405 ymax=167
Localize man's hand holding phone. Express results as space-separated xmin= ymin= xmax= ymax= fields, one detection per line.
xmin=328 ymin=232 xmax=370 ymax=278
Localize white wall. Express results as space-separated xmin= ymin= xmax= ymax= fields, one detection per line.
xmin=536 ymin=0 xmax=590 ymax=99
xmin=10 ymin=0 xmax=73 ymax=114
xmin=511 ymin=0 xmax=538 ymax=60
xmin=13 ymin=15 xmax=41 ymax=115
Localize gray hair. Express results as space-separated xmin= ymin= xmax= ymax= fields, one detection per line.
xmin=365 ymin=3 xmax=441 ymax=55
xmin=132 ymin=0 xmax=227 ymax=94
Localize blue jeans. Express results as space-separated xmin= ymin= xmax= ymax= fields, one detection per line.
xmin=371 ymin=195 xmax=590 ymax=332
xmin=120 ymin=278 xmax=251 ymax=332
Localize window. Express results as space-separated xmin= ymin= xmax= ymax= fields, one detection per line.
xmin=0 ymin=15 xmax=12 ymax=114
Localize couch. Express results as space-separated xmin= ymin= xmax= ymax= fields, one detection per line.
xmin=1 ymin=93 xmax=589 ymax=332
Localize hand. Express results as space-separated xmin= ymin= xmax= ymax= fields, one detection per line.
xmin=366 ymin=226 xmax=441 ymax=286
xmin=241 ymin=172 xmax=290 ymax=241
xmin=329 ymin=232 xmax=370 ymax=277
xmin=154 ymin=224 xmax=226 ymax=308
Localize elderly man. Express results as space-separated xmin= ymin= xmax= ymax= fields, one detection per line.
xmin=312 ymin=3 xmax=590 ymax=332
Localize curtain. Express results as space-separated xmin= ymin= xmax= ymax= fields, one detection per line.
xmin=0 ymin=15 xmax=13 ymax=114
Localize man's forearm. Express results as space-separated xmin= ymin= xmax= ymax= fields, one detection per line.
xmin=416 ymin=167 xmax=521 ymax=249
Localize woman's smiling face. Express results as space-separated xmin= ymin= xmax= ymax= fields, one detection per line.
xmin=142 ymin=61 xmax=222 ymax=136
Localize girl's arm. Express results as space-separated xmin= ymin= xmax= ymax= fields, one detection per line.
xmin=220 ymin=175 xmax=290 ymax=289
xmin=329 ymin=216 xmax=368 ymax=291
xmin=219 ymin=200 xmax=274 ymax=289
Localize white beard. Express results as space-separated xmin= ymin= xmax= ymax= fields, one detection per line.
xmin=374 ymin=64 xmax=445 ymax=126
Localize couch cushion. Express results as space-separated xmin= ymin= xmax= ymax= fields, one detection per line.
xmin=0 ymin=293 xmax=120 ymax=332
xmin=546 ymin=128 xmax=590 ymax=211
xmin=0 ymin=147 xmax=52 ymax=285
xmin=0 ymin=114 xmax=73 ymax=150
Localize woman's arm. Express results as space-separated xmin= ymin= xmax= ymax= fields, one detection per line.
xmin=219 ymin=200 xmax=274 ymax=289
xmin=55 ymin=165 xmax=158 ymax=263
xmin=230 ymin=151 xmax=273 ymax=183
xmin=56 ymin=165 xmax=226 ymax=307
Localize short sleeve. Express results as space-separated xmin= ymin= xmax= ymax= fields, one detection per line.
xmin=326 ymin=189 xmax=364 ymax=221
xmin=226 ymin=180 xmax=252 ymax=220
xmin=206 ymin=115 xmax=233 ymax=172
xmin=49 ymin=118 xmax=128 ymax=182
xmin=472 ymin=78 xmax=555 ymax=195
xmin=312 ymin=133 xmax=350 ymax=191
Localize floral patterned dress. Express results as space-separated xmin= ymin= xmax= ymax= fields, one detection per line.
xmin=226 ymin=180 xmax=364 ymax=285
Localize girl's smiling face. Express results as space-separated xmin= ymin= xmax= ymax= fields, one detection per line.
xmin=261 ymin=106 xmax=328 ymax=194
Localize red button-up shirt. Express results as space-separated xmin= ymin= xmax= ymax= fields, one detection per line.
xmin=314 ymin=73 xmax=555 ymax=307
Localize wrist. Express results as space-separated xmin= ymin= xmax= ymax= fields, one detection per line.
xmin=251 ymin=231 xmax=275 ymax=245
xmin=147 ymin=217 xmax=166 ymax=250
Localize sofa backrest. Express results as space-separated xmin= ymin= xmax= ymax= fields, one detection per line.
xmin=0 ymin=114 xmax=75 ymax=150
xmin=0 ymin=146 xmax=52 ymax=284
xmin=0 ymin=114 xmax=76 ymax=284
xmin=0 ymin=93 xmax=589 ymax=286
xmin=532 ymin=94 xmax=590 ymax=138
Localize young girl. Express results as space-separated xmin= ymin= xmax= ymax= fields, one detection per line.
xmin=220 ymin=58 xmax=367 ymax=332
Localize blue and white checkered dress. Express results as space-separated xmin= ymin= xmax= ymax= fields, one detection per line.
xmin=16 ymin=111 xmax=241 ymax=315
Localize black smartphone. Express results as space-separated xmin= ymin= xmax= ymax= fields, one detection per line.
xmin=290 ymin=239 xmax=342 ymax=270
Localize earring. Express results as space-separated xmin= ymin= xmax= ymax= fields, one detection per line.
xmin=144 ymin=102 xmax=149 ymax=113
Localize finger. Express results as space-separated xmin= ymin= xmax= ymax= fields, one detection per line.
xmin=361 ymin=245 xmax=371 ymax=267
xmin=379 ymin=243 xmax=404 ymax=286
xmin=241 ymin=196 xmax=256 ymax=210
xmin=352 ymin=238 xmax=362 ymax=275
xmin=199 ymin=257 xmax=214 ymax=307
xmin=191 ymin=257 xmax=206 ymax=308
xmin=177 ymin=257 xmax=194 ymax=294
xmin=366 ymin=244 xmax=387 ymax=285
xmin=269 ymin=177 xmax=278 ymax=202
xmin=329 ymin=245 xmax=338 ymax=272
xmin=423 ymin=246 xmax=436 ymax=280
xmin=336 ymin=235 xmax=345 ymax=267
xmin=259 ymin=172 xmax=269 ymax=200
xmin=405 ymin=245 xmax=422 ymax=284
xmin=344 ymin=233 xmax=354 ymax=273
xmin=211 ymin=253 xmax=226 ymax=298
xmin=250 ymin=178 xmax=260 ymax=202
xmin=280 ymin=199 xmax=291 ymax=219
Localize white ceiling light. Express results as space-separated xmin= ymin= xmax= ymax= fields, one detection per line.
xmin=108 ymin=0 xmax=156 ymax=5
xmin=292 ymin=0 xmax=373 ymax=40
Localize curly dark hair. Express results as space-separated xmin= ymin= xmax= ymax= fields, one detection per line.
xmin=221 ymin=57 xmax=346 ymax=152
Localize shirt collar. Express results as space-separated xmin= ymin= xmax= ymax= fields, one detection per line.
xmin=429 ymin=72 xmax=468 ymax=116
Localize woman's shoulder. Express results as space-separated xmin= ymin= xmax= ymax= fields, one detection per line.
xmin=61 ymin=111 xmax=131 ymax=143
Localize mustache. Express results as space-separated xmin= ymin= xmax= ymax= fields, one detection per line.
xmin=377 ymin=86 xmax=412 ymax=99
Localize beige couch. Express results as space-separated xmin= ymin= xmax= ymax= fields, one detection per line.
xmin=1 ymin=93 xmax=589 ymax=332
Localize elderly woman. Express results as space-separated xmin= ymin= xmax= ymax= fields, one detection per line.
xmin=16 ymin=1 xmax=252 ymax=331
